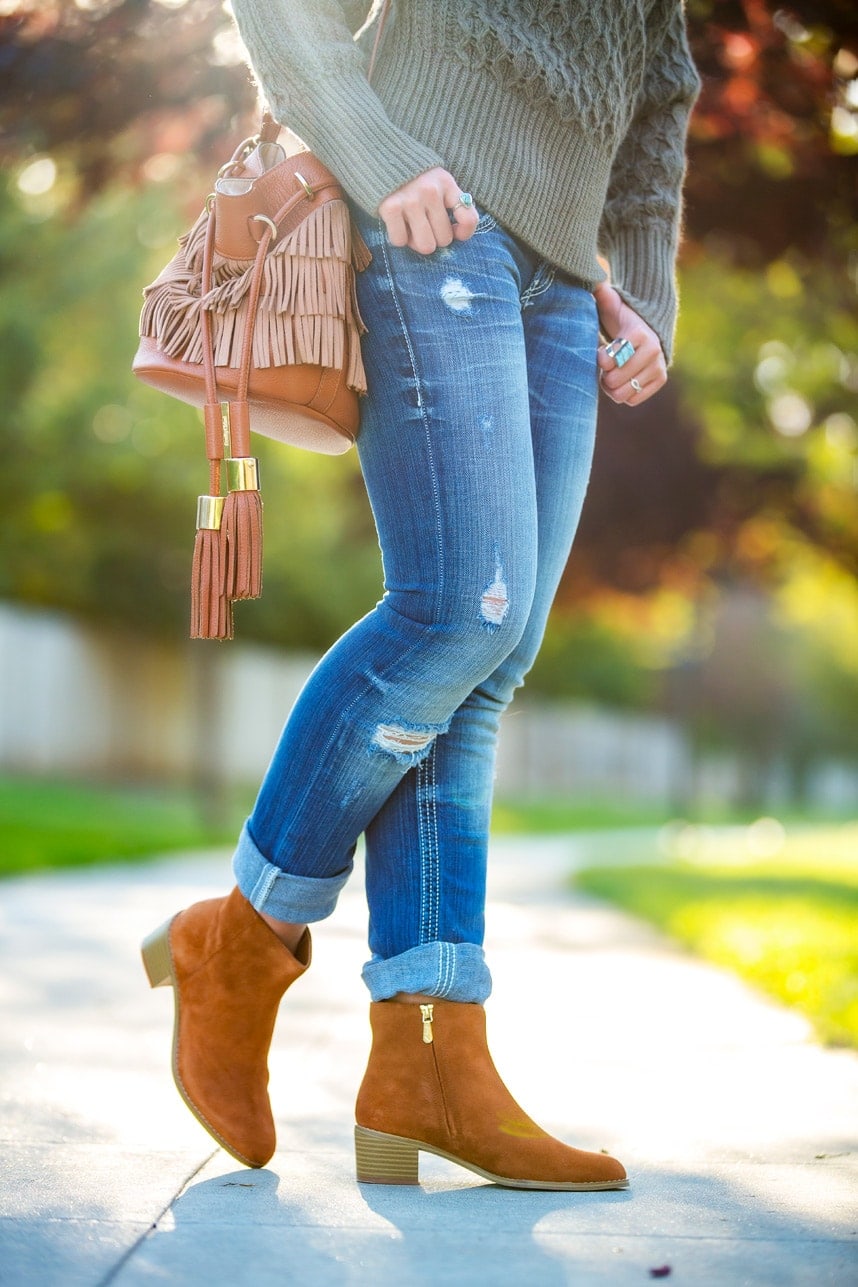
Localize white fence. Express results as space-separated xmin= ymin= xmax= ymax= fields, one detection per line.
xmin=0 ymin=602 xmax=314 ymax=784
xmin=1 ymin=602 xmax=854 ymax=809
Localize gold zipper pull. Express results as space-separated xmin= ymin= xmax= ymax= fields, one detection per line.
xmin=420 ymin=1003 xmax=434 ymax=1044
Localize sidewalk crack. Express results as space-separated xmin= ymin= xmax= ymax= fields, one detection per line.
xmin=95 ymin=1148 xmax=219 ymax=1287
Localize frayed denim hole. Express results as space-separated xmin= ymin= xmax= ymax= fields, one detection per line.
xmin=372 ymin=722 xmax=441 ymax=768
xmin=480 ymin=565 xmax=509 ymax=631
xmin=440 ymin=276 xmax=475 ymax=313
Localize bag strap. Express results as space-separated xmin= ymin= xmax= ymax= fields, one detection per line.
xmin=212 ymin=0 xmax=392 ymax=454
xmin=367 ymin=0 xmax=392 ymax=84
xmin=192 ymin=0 xmax=391 ymax=632
xmin=199 ymin=208 xmax=224 ymax=498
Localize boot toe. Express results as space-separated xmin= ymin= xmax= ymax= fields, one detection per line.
xmin=587 ymin=1149 xmax=627 ymax=1185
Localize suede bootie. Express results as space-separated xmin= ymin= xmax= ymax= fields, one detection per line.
xmin=141 ymin=887 xmax=310 ymax=1168
xmin=354 ymin=999 xmax=627 ymax=1190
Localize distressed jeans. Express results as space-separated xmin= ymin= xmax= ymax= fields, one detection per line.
xmin=233 ymin=209 xmax=600 ymax=1002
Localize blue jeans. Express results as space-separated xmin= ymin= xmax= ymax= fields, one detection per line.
xmin=233 ymin=209 xmax=599 ymax=1002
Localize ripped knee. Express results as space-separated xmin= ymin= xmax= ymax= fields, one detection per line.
xmin=372 ymin=720 xmax=448 ymax=767
xmin=480 ymin=568 xmax=510 ymax=631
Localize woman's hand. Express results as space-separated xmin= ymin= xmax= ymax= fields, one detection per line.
xmin=594 ymin=282 xmax=667 ymax=406
xmin=378 ymin=167 xmax=479 ymax=255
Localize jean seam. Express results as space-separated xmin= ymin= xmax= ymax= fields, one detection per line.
xmin=435 ymin=941 xmax=445 ymax=994
xmin=251 ymin=864 xmax=278 ymax=907
xmin=440 ymin=941 xmax=453 ymax=995
xmin=417 ymin=747 xmax=440 ymax=945
xmin=377 ymin=227 xmax=446 ymax=625
xmin=520 ymin=264 xmax=556 ymax=309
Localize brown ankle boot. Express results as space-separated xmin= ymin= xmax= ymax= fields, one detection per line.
xmin=141 ymin=887 xmax=310 ymax=1168
xmin=354 ymin=999 xmax=627 ymax=1190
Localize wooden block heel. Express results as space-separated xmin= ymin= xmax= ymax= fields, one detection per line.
xmin=354 ymin=1126 xmax=419 ymax=1185
xmin=141 ymin=918 xmax=175 ymax=988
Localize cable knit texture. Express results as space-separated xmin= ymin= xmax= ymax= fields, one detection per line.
xmin=229 ymin=0 xmax=700 ymax=359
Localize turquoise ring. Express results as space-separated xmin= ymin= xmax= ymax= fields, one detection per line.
xmin=605 ymin=337 xmax=635 ymax=368
xmin=451 ymin=192 xmax=474 ymax=212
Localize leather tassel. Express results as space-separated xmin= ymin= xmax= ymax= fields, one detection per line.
xmin=351 ymin=225 xmax=373 ymax=273
xmin=222 ymin=458 xmax=263 ymax=601
xmin=190 ymin=496 xmax=233 ymax=640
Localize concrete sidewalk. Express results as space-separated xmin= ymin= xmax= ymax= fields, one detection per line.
xmin=1 ymin=837 xmax=856 ymax=1286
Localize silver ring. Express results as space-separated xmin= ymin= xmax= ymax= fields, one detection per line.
xmin=451 ymin=192 xmax=474 ymax=212
xmin=630 ymin=377 xmax=643 ymax=393
xmin=605 ymin=337 xmax=635 ymax=368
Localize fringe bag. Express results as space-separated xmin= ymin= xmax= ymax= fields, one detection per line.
xmin=131 ymin=3 xmax=390 ymax=639
xmin=132 ymin=122 xmax=371 ymax=638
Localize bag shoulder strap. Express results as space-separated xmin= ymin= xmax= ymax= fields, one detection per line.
xmin=367 ymin=0 xmax=392 ymax=84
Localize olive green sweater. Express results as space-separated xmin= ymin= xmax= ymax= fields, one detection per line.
xmin=229 ymin=1 xmax=700 ymax=359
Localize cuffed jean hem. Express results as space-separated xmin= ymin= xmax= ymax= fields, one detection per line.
xmin=232 ymin=822 xmax=352 ymax=923
xmin=361 ymin=942 xmax=493 ymax=1003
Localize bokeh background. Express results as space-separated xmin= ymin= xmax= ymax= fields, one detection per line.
xmin=0 ymin=0 xmax=856 ymax=1046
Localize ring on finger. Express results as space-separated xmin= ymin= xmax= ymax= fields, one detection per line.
xmin=630 ymin=377 xmax=643 ymax=393
xmin=605 ymin=337 xmax=635 ymax=368
xmin=451 ymin=192 xmax=474 ymax=213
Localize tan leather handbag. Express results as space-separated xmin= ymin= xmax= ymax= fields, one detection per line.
xmin=132 ymin=3 xmax=390 ymax=640
xmin=134 ymin=120 xmax=369 ymax=455
xmin=132 ymin=122 xmax=371 ymax=638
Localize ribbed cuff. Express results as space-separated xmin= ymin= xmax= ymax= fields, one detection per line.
xmin=232 ymin=822 xmax=352 ymax=923
xmin=362 ymin=942 xmax=493 ymax=1003
xmin=605 ymin=224 xmax=678 ymax=364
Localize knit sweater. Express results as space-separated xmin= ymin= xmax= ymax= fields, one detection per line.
xmin=229 ymin=0 xmax=700 ymax=360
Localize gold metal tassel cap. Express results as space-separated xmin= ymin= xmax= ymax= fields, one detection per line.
xmin=226 ymin=457 xmax=260 ymax=492
xmin=196 ymin=495 xmax=225 ymax=531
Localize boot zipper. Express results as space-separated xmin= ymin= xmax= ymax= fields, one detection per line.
xmin=420 ymin=1003 xmax=434 ymax=1043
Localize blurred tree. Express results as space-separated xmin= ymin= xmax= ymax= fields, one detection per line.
xmin=0 ymin=0 xmax=255 ymax=198
xmin=574 ymin=253 xmax=858 ymax=598
xmin=684 ymin=0 xmax=858 ymax=263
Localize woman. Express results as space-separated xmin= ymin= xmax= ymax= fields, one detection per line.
xmin=142 ymin=0 xmax=699 ymax=1189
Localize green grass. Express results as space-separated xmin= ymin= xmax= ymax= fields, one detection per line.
xmin=0 ymin=780 xmax=686 ymax=879
xmin=491 ymin=796 xmax=675 ymax=834
xmin=574 ymin=823 xmax=858 ymax=1048
xmin=490 ymin=796 xmax=854 ymax=834
xmin=0 ymin=776 xmax=249 ymax=876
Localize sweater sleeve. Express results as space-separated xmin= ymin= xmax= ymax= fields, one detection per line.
xmin=229 ymin=0 xmax=444 ymax=214
xmin=598 ymin=5 xmax=701 ymax=362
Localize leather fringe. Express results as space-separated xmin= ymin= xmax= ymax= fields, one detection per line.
xmin=190 ymin=527 xmax=233 ymax=640
xmin=140 ymin=201 xmax=368 ymax=393
xmin=222 ymin=490 xmax=263 ymax=601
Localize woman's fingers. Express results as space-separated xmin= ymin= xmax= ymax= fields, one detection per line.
xmin=445 ymin=179 xmax=479 ymax=244
xmin=593 ymin=283 xmax=667 ymax=406
xmin=598 ymin=330 xmax=667 ymax=405
xmin=378 ymin=167 xmax=479 ymax=254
